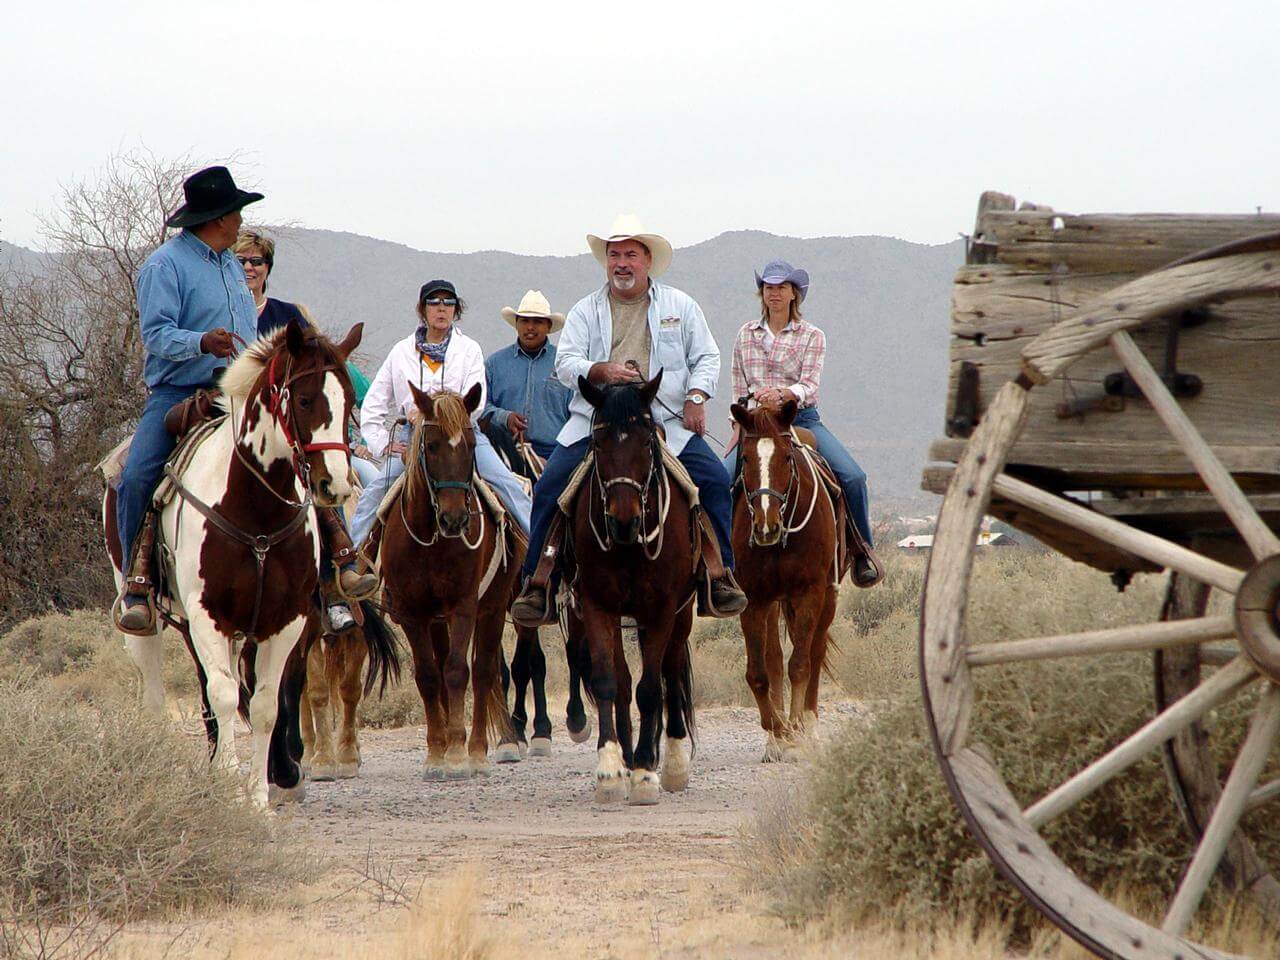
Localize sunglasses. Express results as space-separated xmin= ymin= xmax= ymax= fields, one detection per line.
xmin=422 ymin=297 xmax=458 ymax=306
xmin=237 ymin=256 xmax=268 ymax=267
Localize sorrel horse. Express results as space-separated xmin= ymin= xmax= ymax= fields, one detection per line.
xmin=729 ymin=400 xmax=843 ymax=762
xmin=103 ymin=320 xmax=367 ymax=807
xmin=480 ymin=417 xmax=592 ymax=757
xmin=376 ymin=384 xmax=519 ymax=778
xmin=562 ymin=372 xmax=698 ymax=805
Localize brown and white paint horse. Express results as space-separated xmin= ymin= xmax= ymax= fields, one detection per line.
xmin=729 ymin=400 xmax=842 ymax=762
xmin=563 ymin=372 xmax=698 ymax=804
xmin=377 ymin=384 xmax=518 ymax=778
xmin=104 ymin=320 xmax=363 ymax=807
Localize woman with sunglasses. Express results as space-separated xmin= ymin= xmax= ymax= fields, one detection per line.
xmin=233 ymin=230 xmax=308 ymax=336
xmin=349 ymin=280 xmax=533 ymax=549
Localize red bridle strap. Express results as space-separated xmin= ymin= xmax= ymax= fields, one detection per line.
xmin=264 ymin=353 xmax=352 ymax=467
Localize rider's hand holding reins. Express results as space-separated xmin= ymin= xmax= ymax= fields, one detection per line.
xmin=200 ymin=327 xmax=235 ymax=358
xmin=588 ymin=361 xmax=644 ymax=386
xmin=683 ymin=397 xmax=706 ymax=435
xmin=506 ymin=411 xmax=529 ymax=438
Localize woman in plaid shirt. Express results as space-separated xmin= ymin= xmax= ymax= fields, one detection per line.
xmin=725 ymin=260 xmax=880 ymax=586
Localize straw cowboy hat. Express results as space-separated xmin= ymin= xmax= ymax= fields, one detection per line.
xmin=587 ymin=214 xmax=673 ymax=277
xmin=500 ymin=289 xmax=564 ymax=333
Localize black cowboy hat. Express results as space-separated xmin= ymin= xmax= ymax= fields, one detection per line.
xmin=165 ymin=166 xmax=264 ymax=229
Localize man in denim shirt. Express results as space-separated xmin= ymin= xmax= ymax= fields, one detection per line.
xmin=483 ymin=290 xmax=571 ymax=461
xmin=114 ymin=166 xmax=263 ymax=634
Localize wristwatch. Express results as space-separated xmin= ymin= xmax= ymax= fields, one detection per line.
xmin=684 ymin=393 xmax=706 ymax=405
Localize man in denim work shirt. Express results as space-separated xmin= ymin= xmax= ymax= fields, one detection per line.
xmin=483 ymin=290 xmax=571 ymax=461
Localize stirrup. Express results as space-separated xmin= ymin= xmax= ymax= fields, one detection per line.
xmin=696 ymin=570 xmax=747 ymax=619
xmin=511 ymin=582 xmax=556 ymax=628
xmin=113 ymin=584 xmax=159 ymax=637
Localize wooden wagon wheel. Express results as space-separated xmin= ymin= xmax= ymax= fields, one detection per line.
xmin=921 ymin=239 xmax=1280 ymax=959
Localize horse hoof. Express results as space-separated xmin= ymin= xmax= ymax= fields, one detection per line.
xmin=423 ymin=765 xmax=446 ymax=781
xmin=568 ymin=719 xmax=593 ymax=744
xmin=495 ymin=743 xmax=522 ymax=764
xmin=269 ymin=782 xmax=306 ymax=805
xmin=594 ymin=776 xmax=628 ymax=804
xmin=528 ymin=737 xmax=552 ymax=758
xmin=470 ymin=759 xmax=492 ymax=777
xmin=310 ymin=765 xmax=337 ymax=783
xmin=628 ymin=770 xmax=660 ymax=806
xmin=518 ymin=740 xmax=529 ymax=758
xmin=334 ymin=763 xmax=360 ymax=780
xmin=660 ymin=765 xmax=689 ymax=793
xmin=762 ymin=735 xmax=787 ymax=764
xmin=445 ymin=765 xmax=472 ymax=781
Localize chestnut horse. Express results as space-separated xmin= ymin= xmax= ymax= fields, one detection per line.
xmin=376 ymin=384 xmax=518 ymax=778
xmin=104 ymin=320 xmax=364 ymax=807
xmin=729 ymin=400 xmax=843 ymax=762
xmin=562 ymin=372 xmax=697 ymax=805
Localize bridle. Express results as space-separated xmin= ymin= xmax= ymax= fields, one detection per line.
xmin=588 ymin=412 xmax=670 ymax=559
xmin=736 ymin=428 xmax=820 ymax=548
xmin=399 ymin=417 xmax=484 ymax=550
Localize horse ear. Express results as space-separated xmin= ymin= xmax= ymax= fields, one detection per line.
xmin=335 ymin=323 xmax=363 ymax=359
xmin=463 ymin=382 xmax=483 ymax=414
xmin=407 ymin=380 xmax=430 ymax=415
xmin=285 ymin=317 xmax=306 ymax=355
xmin=639 ymin=368 xmax=664 ymax=406
xmin=730 ymin=403 xmax=752 ymax=430
xmin=578 ymin=375 xmax=606 ymax=409
xmin=779 ymin=397 xmax=799 ymax=427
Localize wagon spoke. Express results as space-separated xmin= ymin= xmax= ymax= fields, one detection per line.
xmin=967 ymin=616 xmax=1234 ymax=667
xmin=1023 ymin=657 xmax=1258 ymax=828
xmin=1162 ymin=684 xmax=1280 ymax=936
xmin=1245 ymin=777 xmax=1280 ymax=813
xmin=1110 ymin=330 xmax=1280 ymax=562
xmin=1199 ymin=644 xmax=1240 ymax=667
xmin=992 ymin=474 xmax=1245 ymax=594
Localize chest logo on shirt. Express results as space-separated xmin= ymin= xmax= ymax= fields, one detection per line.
xmin=659 ymin=316 xmax=681 ymax=329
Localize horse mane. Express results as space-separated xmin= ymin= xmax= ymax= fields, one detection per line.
xmin=218 ymin=325 xmax=349 ymax=406
xmin=595 ymin=383 xmax=652 ymax=432
xmin=746 ymin=403 xmax=789 ymax=439
xmin=405 ymin=391 xmax=471 ymax=500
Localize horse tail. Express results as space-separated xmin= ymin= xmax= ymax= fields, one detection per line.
xmin=821 ymin=628 xmax=841 ymax=686
xmin=236 ymin=643 xmax=255 ymax=726
xmin=359 ymin=600 xmax=403 ymax=698
xmin=672 ymin=630 xmax=697 ymax=756
xmin=484 ymin=668 xmax=517 ymax=748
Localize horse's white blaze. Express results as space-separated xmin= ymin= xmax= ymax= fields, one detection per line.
xmin=757 ymin=438 xmax=776 ymax=519
xmin=316 ymin=375 xmax=353 ymax=496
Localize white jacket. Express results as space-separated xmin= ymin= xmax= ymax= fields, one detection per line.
xmin=554 ymin=281 xmax=720 ymax=455
xmin=359 ymin=327 xmax=486 ymax=459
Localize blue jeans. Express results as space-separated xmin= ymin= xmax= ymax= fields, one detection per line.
xmin=521 ymin=434 xmax=735 ymax=580
xmin=116 ymin=384 xmax=202 ymax=563
xmin=350 ymin=426 xmax=532 ymax=545
xmin=722 ymin=407 xmax=873 ymax=547
xmin=351 ymin=455 xmax=380 ymax=489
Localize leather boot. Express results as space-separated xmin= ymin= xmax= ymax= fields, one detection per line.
xmin=356 ymin=516 xmax=386 ymax=575
xmin=693 ymin=509 xmax=747 ymax=618
xmin=510 ymin=513 xmax=564 ymax=628
xmin=317 ymin=507 xmax=378 ymax=599
xmin=116 ymin=511 xmax=159 ymax=635
xmin=164 ymin=389 xmax=223 ymax=439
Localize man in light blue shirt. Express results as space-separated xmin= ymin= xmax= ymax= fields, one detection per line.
xmin=483 ymin=289 xmax=571 ymax=461
xmin=115 ymin=166 xmax=263 ymax=634
xmin=510 ymin=216 xmax=747 ymax=626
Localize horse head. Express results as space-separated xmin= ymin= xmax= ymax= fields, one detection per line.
xmin=731 ymin=398 xmax=798 ymax=547
xmin=580 ymin=370 xmax=663 ymax=546
xmin=406 ymin=381 xmax=481 ymax=538
xmin=221 ymin=319 xmax=363 ymax=508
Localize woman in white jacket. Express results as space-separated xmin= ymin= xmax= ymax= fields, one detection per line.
xmin=350 ymin=280 xmax=532 ymax=544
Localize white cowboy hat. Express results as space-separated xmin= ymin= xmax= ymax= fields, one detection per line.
xmin=586 ymin=214 xmax=673 ymax=277
xmin=500 ymin=289 xmax=565 ymax=333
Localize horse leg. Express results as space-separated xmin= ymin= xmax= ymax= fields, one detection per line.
xmin=783 ymin=598 xmax=817 ymax=756
xmin=660 ymin=603 xmax=696 ymax=793
xmin=802 ymin=585 xmax=838 ymax=728
xmin=582 ymin=601 xmax=626 ymax=803
xmin=502 ymin=627 xmax=532 ymax=762
xmin=334 ymin=633 xmax=366 ymax=778
xmin=186 ymin=611 xmax=242 ymax=774
xmin=764 ymin=601 xmax=786 ymax=719
xmin=125 ymin=633 xmax=167 ymax=718
xmin=442 ymin=608 xmax=476 ymax=779
xmin=468 ymin=601 xmax=512 ymax=775
xmin=629 ymin=617 xmax=670 ymax=806
xmin=247 ymin=623 xmax=304 ymax=809
xmin=564 ymin=624 xmax=592 ymax=744
xmin=741 ymin=601 xmax=787 ymax=762
xmin=408 ymin=623 xmax=448 ymax=779
xmin=267 ymin=636 xmax=308 ymax=804
xmin=528 ymin=627 xmax=553 ymax=756
xmin=613 ymin=627 xmax=634 ymax=771
xmin=303 ymin=637 xmax=338 ymax=780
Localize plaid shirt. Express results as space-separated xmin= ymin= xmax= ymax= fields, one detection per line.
xmin=731 ymin=316 xmax=826 ymax=407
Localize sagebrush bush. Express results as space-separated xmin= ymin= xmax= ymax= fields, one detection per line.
xmin=0 ymin=676 xmax=294 ymax=922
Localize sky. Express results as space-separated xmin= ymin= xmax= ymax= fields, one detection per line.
xmin=3 ymin=0 xmax=1277 ymax=256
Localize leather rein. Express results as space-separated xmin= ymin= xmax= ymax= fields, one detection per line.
xmin=736 ymin=429 xmax=821 ymax=548
xmin=166 ymin=346 xmax=351 ymax=642
xmin=588 ymin=415 xmax=671 ymax=560
xmin=399 ymin=418 xmax=485 ymax=550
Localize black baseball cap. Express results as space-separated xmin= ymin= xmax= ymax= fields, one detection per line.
xmin=419 ymin=280 xmax=457 ymax=301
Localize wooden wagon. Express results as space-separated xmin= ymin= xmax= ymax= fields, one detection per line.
xmin=920 ymin=192 xmax=1280 ymax=959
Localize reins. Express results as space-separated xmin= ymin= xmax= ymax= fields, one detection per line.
xmin=737 ymin=429 xmax=822 ymax=548
xmin=399 ymin=417 xmax=485 ymax=551
xmin=587 ymin=415 xmax=671 ymax=559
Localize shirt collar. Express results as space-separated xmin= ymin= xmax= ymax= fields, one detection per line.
xmin=750 ymin=315 xmax=802 ymax=334
xmin=513 ymin=342 xmax=548 ymax=360
xmin=179 ymin=229 xmax=231 ymax=263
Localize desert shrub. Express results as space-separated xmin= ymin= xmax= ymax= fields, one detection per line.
xmin=689 ymin=615 xmax=752 ymax=708
xmin=0 ymin=676 xmax=293 ymax=924
xmin=0 ymin=610 xmax=197 ymax=705
xmin=359 ymin=675 xmax=427 ymax=729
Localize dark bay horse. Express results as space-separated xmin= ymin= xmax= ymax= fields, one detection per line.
xmin=479 ymin=417 xmax=591 ymax=759
xmin=729 ymin=400 xmax=842 ymax=762
xmin=377 ymin=384 xmax=518 ymax=778
xmin=104 ymin=320 xmax=368 ymax=806
xmin=562 ymin=372 xmax=698 ymax=804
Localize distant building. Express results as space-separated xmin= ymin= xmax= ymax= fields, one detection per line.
xmin=897 ymin=530 xmax=1019 ymax=552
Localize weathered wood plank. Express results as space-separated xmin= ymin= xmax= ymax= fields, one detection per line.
xmin=929 ymin=439 xmax=1280 ymax=481
xmin=967 ymin=615 xmax=1234 ymax=667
